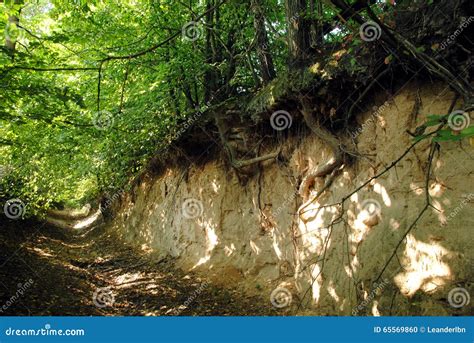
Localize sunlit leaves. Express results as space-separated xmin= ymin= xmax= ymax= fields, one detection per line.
xmin=413 ymin=114 xmax=473 ymax=143
xmin=1 ymin=0 xmax=290 ymax=214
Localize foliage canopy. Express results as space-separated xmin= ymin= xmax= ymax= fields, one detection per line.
xmin=0 ymin=0 xmax=471 ymax=215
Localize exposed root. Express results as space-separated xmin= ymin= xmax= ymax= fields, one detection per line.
xmin=231 ymin=150 xmax=280 ymax=169
xmin=296 ymin=97 xmax=459 ymax=307
xmin=362 ymin=3 xmax=472 ymax=103
xmin=388 ymin=28 xmax=473 ymax=103
xmin=297 ymin=96 xmax=344 ymax=204
xmin=374 ymin=142 xmax=438 ymax=283
xmin=214 ymin=111 xmax=280 ymax=170
xmin=298 ymin=168 xmax=340 ymax=221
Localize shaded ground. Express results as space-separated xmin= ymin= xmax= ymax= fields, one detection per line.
xmin=0 ymin=220 xmax=280 ymax=316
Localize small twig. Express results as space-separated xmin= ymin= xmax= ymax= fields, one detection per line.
xmin=118 ymin=60 xmax=131 ymax=115
xmin=298 ymin=134 xmax=432 ymax=216
xmin=374 ymin=142 xmax=437 ymax=283
xmin=99 ymin=0 xmax=227 ymax=63
xmin=0 ymin=66 xmax=98 ymax=80
xmin=97 ymin=61 xmax=104 ymax=113
xmin=297 ymin=223 xmax=335 ymax=311
xmin=298 ymin=168 xmax=340 ymax=215
xmin=347 ymin=68 xmax=390 ymax=122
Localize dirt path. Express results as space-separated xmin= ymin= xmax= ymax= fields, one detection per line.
xmin=0 ymin=220 xmax=280 ymax=316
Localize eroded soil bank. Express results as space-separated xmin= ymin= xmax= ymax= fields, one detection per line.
xmin=110 ymin=82 xmax=473 ymax=315
xmin=1 ymin=83 xmax=472 ymax=316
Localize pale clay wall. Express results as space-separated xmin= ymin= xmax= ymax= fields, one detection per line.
xmin=111 ymin=83 xmax=473 ymax=315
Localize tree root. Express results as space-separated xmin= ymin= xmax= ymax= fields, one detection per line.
xmin=298 ymin=168 xmax=340 ymax=221
xmin=362 ymin=3 xmax=472 ymax=103
xmin=231 ymin=150 xmax=280 ymax=168
xmin=297 ymin=96 xmax=345 ymax=205
xmin=374 ymin=142 xmax=437 ymax=283
xmin=388 ymin=29 xmax=472 ymax=103
xmin=214 ymin=111 xmax=280 ymax=170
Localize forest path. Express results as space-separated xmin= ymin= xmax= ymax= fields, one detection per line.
xmin=0 ymin=221 xmax=279 ymax=316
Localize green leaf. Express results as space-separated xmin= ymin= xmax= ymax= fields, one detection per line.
xmin=459 ymin=126 xmax=474 ymax=138
xmin=413 ymin=135 xmax=427 ymax=142
xmin=426 ymin=114 xmax=444 ymax=121
xmin=433 ymin=135 xmax=463 ymax=142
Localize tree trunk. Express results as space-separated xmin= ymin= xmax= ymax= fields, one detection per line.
xmin=285 ymin=0 xmax=311 ymax=69
xmin=204 ymin=0 xmax=217 ymax=102
xmin=251 ymin=0 xmax=276 ymax=84
xmin=309 ymin=0 xmax=324 ymax=48
xmin=179 ymin=66 xmax=197 ymax=110
xmin=5 ymin=15 xmax=19 ymax=58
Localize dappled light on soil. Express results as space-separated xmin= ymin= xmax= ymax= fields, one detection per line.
xmin=0 ymin=223 xmax=279 ymax=316
xmin=0 ymin=0 xmax=472 ymax=322
xmin=192 ymin=222 xmax=219 ymax=269
xmin=71 ymin=208 xmax=103 ymax=230
xmin=395 ymin=234 xmax=452 ymax=297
